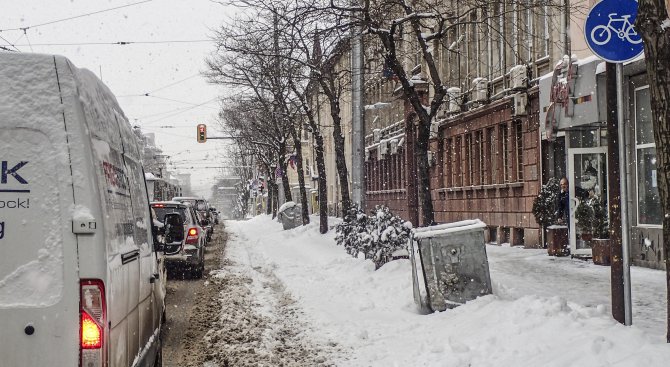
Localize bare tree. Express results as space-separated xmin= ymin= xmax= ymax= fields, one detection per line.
xmin=636 ymin=0 xmax=670 ymax=343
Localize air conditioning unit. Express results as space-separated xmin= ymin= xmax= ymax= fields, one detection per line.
xmin=471 ymin=77 xmax=488 ymax=102
xmin=373 ymin=128 xmax=381 ymax=143
xmin=389 ymin=138 xmax=399 ymax=154
xmin=430 ymin=122 xmax=439 ymax=139
xmin=512 ymin=92 xmax=528 ymax=116
xmin=379 ymin=139 xmax=389 ymax=157
xmin=446 ymin=87 xmax=461 ymax=113
xmin=510 ymin=65 xmax=528 ymax=90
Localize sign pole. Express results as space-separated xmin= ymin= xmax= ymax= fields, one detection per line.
xmin=584 ymin=0 xmax=642 ymax=326
xmin=616 ymin=63 xmax=633 ymax=325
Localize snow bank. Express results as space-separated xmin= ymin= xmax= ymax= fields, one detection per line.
xmin=225 ymin=215 xmax=670 ymax=366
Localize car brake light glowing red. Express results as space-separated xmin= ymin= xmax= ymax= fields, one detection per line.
xmin=152 ymin=204 xmax=164 ymax=207
xmin=81 ymin=311 xmax=102 ymax=349
xmin=80 ymin=279 xmax=106 ymax=366
xmin=188 ymin=228 xmax=197 ymax=236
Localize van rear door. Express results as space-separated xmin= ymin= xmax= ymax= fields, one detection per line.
xmin=0 ymin=54 xmax=80 ymax=366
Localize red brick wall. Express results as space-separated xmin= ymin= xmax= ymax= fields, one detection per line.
xmin=363 ymin=90 xmax=542 ymax=245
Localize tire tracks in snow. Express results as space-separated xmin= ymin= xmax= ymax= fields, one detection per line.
xmin=198 ymin=227 xmax=338 ymax=366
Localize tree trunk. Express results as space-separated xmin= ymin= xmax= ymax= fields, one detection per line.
xmin=314 ymin=131 xmax=329 ymax=233
xmin=320 ymin=80 xmax=351 ymax=217
xmin=267 ymin=174 xmax=274 ymax=217
xmin=636 ymin=0 xmax=670 ymax=343
xmin=291 ymin=131 xmax=311 ymax=225
xmin=415 ymin=119 xmax=435 ymax=226
xmin=378 ymin=35 xmax=436 ymax=226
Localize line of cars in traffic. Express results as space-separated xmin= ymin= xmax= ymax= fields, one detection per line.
xmin=151 ymin=197 xmax=220 ymax=279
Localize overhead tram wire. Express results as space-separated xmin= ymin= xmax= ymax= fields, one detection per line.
xmin=139 ymin=97 xmax=220 ymax=123
xmin=11 ymin=39 xmax=213 ymax=47
xmin=0 ymin=0 xmax=154 ymax=32
xmin=118 ymin=74 xmax=203 ymax=97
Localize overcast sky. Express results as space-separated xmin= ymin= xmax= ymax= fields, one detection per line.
xmin=2 ymin=0 xmax=238 ymax=198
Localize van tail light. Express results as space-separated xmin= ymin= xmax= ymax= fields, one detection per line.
xmin=80 ymin=279 xmax=106 ymax=367
xmin=185 ymin=227 xmax=199 ymax=244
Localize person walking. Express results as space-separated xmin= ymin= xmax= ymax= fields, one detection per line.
xmin=557 ymin=177 xmax=570 ymax=225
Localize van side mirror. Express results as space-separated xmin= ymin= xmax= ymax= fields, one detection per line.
xmin=163 ymin=213 xmax=184 ymax=244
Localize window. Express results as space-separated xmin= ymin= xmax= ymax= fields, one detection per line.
xmin=474 ymin=130 xmax=483 ymax=185
xmin=455 ymin=136 xmax=462 ymax=187
xmin=501 ymin=124 xmax=510 ymax=183
xmin=536 ymin=4 xmax=551 ymax=58
xmin=444 ymin=138 xmax=453 ymax=187
xmin=515 ymin=121 xmax=524 ymax=181
xmin=491 ymin=2 xmax=504 ymax=77
xmin=635 ymin=87 xmax=661 ymax=225
xmin=486 ymin=127 xmax=495 ymax=184
xmin=465 ymin=134 xmax=472 ymax=186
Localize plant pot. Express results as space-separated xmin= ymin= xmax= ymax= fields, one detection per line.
xmin=546 ymin=225 xmax=569 ymax=257
xmin=591 ymin=238 xmax=611 ymax=266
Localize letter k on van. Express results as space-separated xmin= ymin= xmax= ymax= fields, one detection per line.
xmin=1 ymin=161 xmax=28 ymax=184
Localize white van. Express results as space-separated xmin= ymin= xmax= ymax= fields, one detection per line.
xmin=0 ymin=52 xmax=168 ymax=366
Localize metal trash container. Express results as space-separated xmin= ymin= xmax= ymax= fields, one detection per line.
xmin=410 ymin=219 xmax=492 ymax=312
xmin=278 ymin=201 xmax=302 ymax=230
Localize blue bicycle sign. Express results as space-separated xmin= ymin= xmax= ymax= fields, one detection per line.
xmin=585 ymin=0 xmax=644 ymax=63
xmin=591 ymin=13 xmax=643 ymax=45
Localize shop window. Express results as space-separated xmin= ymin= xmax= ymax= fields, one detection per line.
xmin=635 ymin=87 xmax=661 ymax=225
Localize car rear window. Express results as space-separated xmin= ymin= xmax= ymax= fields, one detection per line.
xmin=152 ymin=207 xmax=186 ymax=223
xmin=195 ymin=200 xmax=207 ymax=211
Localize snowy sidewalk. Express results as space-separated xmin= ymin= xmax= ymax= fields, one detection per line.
xmin=224 ymin=216 xmax=670 ymax=367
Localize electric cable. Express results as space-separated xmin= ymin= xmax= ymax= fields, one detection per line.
xmin=0 ymin=0 xmax=153 ymax=32
xmin=11 ymin=39 xmax=212 ymax=47
xmin=0 ymin=34 xmax=20 ymax=51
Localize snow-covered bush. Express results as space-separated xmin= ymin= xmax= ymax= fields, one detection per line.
xmin=335 ymin=205 xmax=412 ymax=269
xmin=335 ymin=204 xmax=372 ymax=258
xmin=369 ymin=206 xmax=412 ymax=269
xmin=532 ymin=178 xmax=560 ymax=228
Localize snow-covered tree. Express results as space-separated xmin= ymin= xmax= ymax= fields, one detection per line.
xmin=336 ymin=204 xmax=412 ymax=269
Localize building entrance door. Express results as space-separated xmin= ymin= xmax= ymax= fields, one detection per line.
xmin=568 ymin=147 xmax=608 ymax=257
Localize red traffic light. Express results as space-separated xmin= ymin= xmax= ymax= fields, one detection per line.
xmin=196 ymin=124 xmax=207 ymax=143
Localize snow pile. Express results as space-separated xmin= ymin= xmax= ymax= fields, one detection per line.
xmin=225 ymin=215 xmax=670 ymax=366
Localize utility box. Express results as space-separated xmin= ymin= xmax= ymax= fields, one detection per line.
xmin=277 ymin=201 xmax=302 ymax=230
xmin=410 ymin=219 xmax=492 ymax=312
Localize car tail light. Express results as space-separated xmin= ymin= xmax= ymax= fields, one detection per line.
xmin=185 ymin=227 xmax=199 ymax=244
xmin=80 ymin=279 xmax=106 ymax=367
xmin=152 ymin=204 xmax=164 ymax=208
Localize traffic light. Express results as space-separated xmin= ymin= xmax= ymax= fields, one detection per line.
xmin=197 ymin=124 xmax=207 ymax=143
